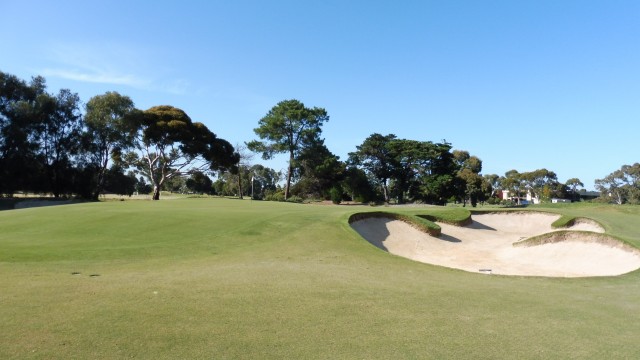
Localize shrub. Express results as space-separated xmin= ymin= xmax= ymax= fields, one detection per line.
xmin=264 ymin=191 xmax=285 ymax=202
xmin=330 ymin=187 xmax=342 ymax=204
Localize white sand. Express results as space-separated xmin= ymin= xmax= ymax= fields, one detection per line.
xmin=351 ymin=213 xmax=640 ymax=277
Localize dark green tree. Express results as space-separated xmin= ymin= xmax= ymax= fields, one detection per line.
xmin=342 ymin=166 xmax=377 ymax=203
xmin=293 ymin=138 xmax=345 ymax=199
xmin=84 ymin=91 xmax=137 ymax=200
xmin=247 ymin=99 xmax=329 ymax=200
xmin=185 ymin=171 xmax=213 ymax=194
xmin=34 ymin=89 xmax=84 ymax=197
xmin=125 ymin=105 xmax=237 ymax=200
xmin=0 ymin=71 xmax=47 ymax=195
xmin=350 ymin=135 xmax=457 ymax=205
xmin=103 ymin=166 xmax=136 ymax=196
xmin=452 ymin=150 xmax=483 ymax=206
xmin=249 ymin=164 xmax=281 ymax=199
xmin=348 ymin=133 xmax=397 ymax=203
xmin=565 ymin=178 xmax=584 ymax=202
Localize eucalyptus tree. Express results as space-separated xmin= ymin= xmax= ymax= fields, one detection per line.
xmin=34 ymin=88 xmax=84 ymax=197
xmin=124 ymin=105 xmax=237 ymax=200
xmin=249 ymin=164 xmax=281 ymax=199
xmin=520 ymin=169 xmax=559 ymax=202
xmin=500 ymin=170 xmax=523 ymax=204
xmin=230 ymin=143 xmax=254 ymax=199
xmin=247 ymin=99 xmax=329 ymax=200
xmin=452 ymin=150 xmax=484 ymax=206
xmin=595 ymin=163 xmax=640 ymax=204
xmin=565 ymin=178 xmax=584 ymax=201
xmin=84 ymin=91 xmax=137 ymax=200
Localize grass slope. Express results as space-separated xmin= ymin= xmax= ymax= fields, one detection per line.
xmin=1 ymin=199 xmax=640 ymax=359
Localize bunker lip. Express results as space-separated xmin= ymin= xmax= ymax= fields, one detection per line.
xmin=351 ymin=212 xmax=640 ymax=278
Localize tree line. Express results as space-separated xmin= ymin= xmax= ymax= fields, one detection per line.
xmin=0 ymin=71 xmax=237 ymax=200
xmin=2 ymin=71 xmax=637 ymax=205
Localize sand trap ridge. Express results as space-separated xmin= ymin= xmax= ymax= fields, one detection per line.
xmin=351 ymin=212 xmax=640 ymax=277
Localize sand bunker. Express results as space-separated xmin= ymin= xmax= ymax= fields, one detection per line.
xmin=351 ymin=212 xmax=640 ymax=277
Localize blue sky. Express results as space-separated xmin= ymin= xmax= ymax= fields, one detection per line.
xmin=2 ymin=1 xmax=638 ymax=190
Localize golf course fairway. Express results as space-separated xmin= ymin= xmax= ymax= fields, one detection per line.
xmin=2 ymin=198 xmax=640 ymax=359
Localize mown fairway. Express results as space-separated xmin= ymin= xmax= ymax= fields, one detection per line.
xmin=1 ymin=199 xmax=640 ymax=359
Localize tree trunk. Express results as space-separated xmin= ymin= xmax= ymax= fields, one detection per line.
xmin=152 ymin=185 xmax=160 ymax=200
xmin=237 ymin=173 xmax=243 ymax=199
xmin=381 ymin=180 xmax=389 ymax=203
xmin=92 ymin=153 xmax=110 ymax=201
xmin=285 ymin=151 xmax=294 ymax=200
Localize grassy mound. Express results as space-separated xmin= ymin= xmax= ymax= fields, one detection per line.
xmin=514 ymin=230 xmax=639 ymax=252
xmin=348 ymin=211 xmax=441 ymax=236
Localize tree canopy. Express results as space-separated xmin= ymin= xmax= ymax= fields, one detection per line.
xmin=595 ymin=164 xmax=640 ymax=204
xmin=247 ymin=99 xmax=329 ymax=200
xmin=349 ymin=134 xmax=457 ymax=205
xmin=84 ymin=91 xmax=137 ymax=199
xmin=125 ymin=105 xmax=237 ymax=200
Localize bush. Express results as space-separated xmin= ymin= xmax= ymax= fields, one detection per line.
xmin=264 ymin=191 xmax=285 ymax=202
xmin=330 ymin=187 xmax=342 ymax=204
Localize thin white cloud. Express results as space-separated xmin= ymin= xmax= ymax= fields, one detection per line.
xmin=40 ymin=41 xmax=187 ymax=94
xmin=42 ymin=68 xmax=147 ymax=87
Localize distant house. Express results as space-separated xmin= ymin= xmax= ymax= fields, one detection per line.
xmin=500 ymin=190 xmax=539 ymax=204
xmin=526 ymin=191 xmax=540 ymax=205
xmin=551 ymin=198 xmax=571 ymax=203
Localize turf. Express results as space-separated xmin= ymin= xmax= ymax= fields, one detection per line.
xmin=1 ymin=199 xmax=640 ymax=359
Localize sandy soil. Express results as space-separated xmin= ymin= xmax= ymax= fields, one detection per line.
xmin=351 ymin=212 xmax=640 ymax=277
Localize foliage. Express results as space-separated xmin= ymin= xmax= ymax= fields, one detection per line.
xmin=0 ymin=71 xmax=47 ymax=196
xmin=84 ymin=91 xmax=137 ymax=199
xmin=349 ymin=134 xmax=458 ymax=205
xmin=0 ymin=72 xmax=85 ymax=198
xmin=292 ymin=138 xmax=345 ymax=199
xmin=348 ymin=133 xmax=396 ymax=202
xmin=247 ymin=99 xmax=329 ymax=200
xmin=329 ymin=186 xmax=342 ymax=204
xmin=595 ymin=163 xmax=640 ymax=204
xmin=103 ymin=166 xmax=136 ymax=196
xmin=342 ymin=166 xmax=377 ymax=203
xmin=124 ymin=105 xmax=238 ymax=200
xmin=452 ymin=150 xmax=485 ymax=207
xmin=185 ymin=171 xmax=213 ymax=194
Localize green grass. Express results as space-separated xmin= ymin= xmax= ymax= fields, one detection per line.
xmin=1 ymin=199 xmax=640 ymax=359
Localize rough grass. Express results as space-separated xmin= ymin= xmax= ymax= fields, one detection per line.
xmin=2 ymin=199 xmax=640 ymax=359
